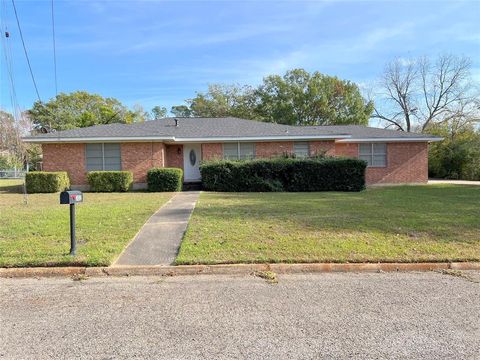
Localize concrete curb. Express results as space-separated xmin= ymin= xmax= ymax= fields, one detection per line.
xmin=1 ymin=262 xmax=479 ymax=278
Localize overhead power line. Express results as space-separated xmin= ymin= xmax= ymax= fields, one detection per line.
xmin=11 ymin=0 xmax=41 ymax=102
xmin=51 ymin=0 xmax=57 ymax=95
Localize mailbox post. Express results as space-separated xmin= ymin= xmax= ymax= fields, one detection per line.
xmin=60 ymin=191 xmax=83 ymax=256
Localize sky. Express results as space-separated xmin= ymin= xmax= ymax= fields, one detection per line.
xmin=1 ymin=0 xmax=479 ymax=115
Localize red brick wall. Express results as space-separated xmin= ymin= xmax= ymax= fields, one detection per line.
xmin=255 ymin=142 xmax=293 ymax=157
xmin=121 ymin=142 xmax=166 ymax=183
xmin=166 ymin=144 xmax=184 ymax=169
xmin=42 ymin=143 xmax=86 ymax=185
xmin=335 ymin=142 xmax=428 ymax=184
xmin=41 ymin=140 xmax=429 ymax=186
xmin=365 ymin=142 xmax=428 ymax=184
xmin=335 ymin=143 xmax=359 ymax=157
xmin=309 ymin=141 xmax=335 ymax=156
xmin=201 ymin=143 xmax=223 ymax=161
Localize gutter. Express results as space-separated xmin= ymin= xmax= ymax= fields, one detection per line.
xmin=22 ymin=135 xmax=444 ymax=144
xmin=22 ymin=134 xmax=352 ymax=143
xmin=336 ymin=137 xmax=443 ymax=143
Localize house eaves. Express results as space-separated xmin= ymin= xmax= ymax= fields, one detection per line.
xmin=23 ymin=134 xmax=353 ymax=143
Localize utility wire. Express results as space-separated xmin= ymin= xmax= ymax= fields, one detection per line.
xmin=51 ymin=0 xmax=57 ymax=95
xmin=11 ymin=0 xmax=41 ymax=102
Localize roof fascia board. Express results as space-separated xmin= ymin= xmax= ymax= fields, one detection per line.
xmin=22 ymin=136 xmax=176 ymax=143
xmin=174 ymin=135 xmax=351 ymax=142
xmin=23 ymin=134 xmax=352 ymax=143
xmin=336 ymin=137 xmax=443 ymax=143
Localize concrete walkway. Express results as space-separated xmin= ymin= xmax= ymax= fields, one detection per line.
xmin=114 ymin=191 xmax=200 ymax=266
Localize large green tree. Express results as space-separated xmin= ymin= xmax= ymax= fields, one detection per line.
xmin=171 ymin=105 xmax=192 ymax=117
xmin=28 ymin=91 xmax=145 ymax=131
xmin=428 ymin=122 xmax=480 ymax=181
xmin=187 ymin=84 xmax=257 ymax=119
xmin=151 ymin=106 xmax=168 ymax=120
xmin=172 ymin=69 xmax=373 ymax=125
xmin=255 ymin=69 xmax=373 ymax=125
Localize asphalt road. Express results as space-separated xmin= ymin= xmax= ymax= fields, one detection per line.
xmin=1 ymin=271 xmax=479 ymax=360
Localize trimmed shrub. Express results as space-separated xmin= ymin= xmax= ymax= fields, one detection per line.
xmin=87 ymin=171 xmax=133 ymax=192
xmin=25 ymin=171 xmax=70 ymax=193
xmin=147 ymin=168 xmax=183 ymax=192
xmin=200 ymin=157 xmax=366 ymax=192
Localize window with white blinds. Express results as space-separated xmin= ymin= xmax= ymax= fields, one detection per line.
xmin=359 ymin=143 xmax=387 ymax=167
xmin=293 ymin=142 xmax=309 ymax=158
xmin=86 ymin=143 xmax=121 ymax=171
xmin=223 ymin=143 xmax=255 ymax=160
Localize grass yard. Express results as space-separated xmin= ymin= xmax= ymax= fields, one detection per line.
xmin=176 ymin=185 xmax=480 ymax=264
xmin=0 ymin=179 xmax=173 ymax=267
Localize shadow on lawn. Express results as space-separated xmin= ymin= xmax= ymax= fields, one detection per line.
xmin=0 ymin=183 xmax=24 ymax=194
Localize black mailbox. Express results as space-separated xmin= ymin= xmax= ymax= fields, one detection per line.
xmin=60 ymin=190 xmax=83 ymax=256
xmin=60 ymin=190 xmax=83 ymax=205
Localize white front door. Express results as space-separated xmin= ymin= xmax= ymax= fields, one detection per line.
xmin=183 ymin=144 xmax=202 ymax=182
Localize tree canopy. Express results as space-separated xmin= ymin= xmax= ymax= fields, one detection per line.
xmin=151 ymin=106 xmax=168 ymax=120
xmin=171 ymin=105 xmax=192 ymax=117
xmin=28 ymin=91 xmax=146 ymax=132
xmin=256 ymin=69 xmax=373 ymax=125
xmin=428 ymin=122 xmax=480 ymax=180
xmin=172 ymin=69 xmax=373 ymax=126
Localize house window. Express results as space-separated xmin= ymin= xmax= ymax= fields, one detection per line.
xmin=359 ymin=143 xmax=387 ymax=167
xmin=223 ymin=142 xmax=255 ymax=160
xmin=86 ymin=143 xmax=121 ymax=171
xmin=294 ymin=142 xmax=310 ymax=158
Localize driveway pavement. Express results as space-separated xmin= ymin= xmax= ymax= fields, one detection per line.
xmin=114 ymin=191 xmax=200 ymax=266
xmin=1 ymin=271 xmax=479 ymax=359
xmin=428 ymin=179 xmax=480 ymax=186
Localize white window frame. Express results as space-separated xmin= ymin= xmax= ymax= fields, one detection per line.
xmin=222 ymin=142 xmax=256 ymax=160
xmin=293 ymin=142 xmax=310 ymax=158
xmin=359 ymin=143 xmax=387 ymax=168
xmin=85 ymin=143 xmax=122 ymax=171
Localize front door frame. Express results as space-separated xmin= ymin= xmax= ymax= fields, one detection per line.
xmin=183 ymin=143 xmax=202 ymax=182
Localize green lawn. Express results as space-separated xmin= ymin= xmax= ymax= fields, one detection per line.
xmin=176 ymin=185 xmax=480 ymax=264
xmin=0 ymin=179 xmax=173 ymax=267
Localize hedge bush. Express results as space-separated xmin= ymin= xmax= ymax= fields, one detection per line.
xmin=25 ymin=171 xmax=70 ymax=193
xmin=87 ymin=171 xmax=133 ymax=192
xmin=200 ymin=157 xmax=366 ymax=192
xmin=147 ymin=168 xmax=183 ymax=192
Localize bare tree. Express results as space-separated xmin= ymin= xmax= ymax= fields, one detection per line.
xmin=0 ymin=109 xmax=39 ymax=167
xmin=373 ymin=54 xmax=479 ymax=132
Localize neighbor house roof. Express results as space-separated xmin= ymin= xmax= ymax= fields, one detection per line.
xmin=23 ymin=117 xmax=442 ymax=143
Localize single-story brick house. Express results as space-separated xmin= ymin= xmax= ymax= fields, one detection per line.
xmin=23 ymin=117 xmax=442 ymax=189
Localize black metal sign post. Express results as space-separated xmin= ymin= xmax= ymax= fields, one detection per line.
xmin=69 ymin=203 xmax=76 ymax=255
xmin=60 ymin=191 xmax=83 ymax=256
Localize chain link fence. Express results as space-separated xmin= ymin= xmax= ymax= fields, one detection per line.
xmin=0 ymin=169 xmax=27 ymax=179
